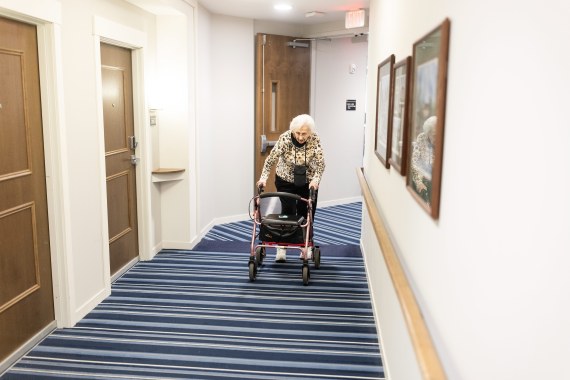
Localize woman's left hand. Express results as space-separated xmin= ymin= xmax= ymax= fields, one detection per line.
xmin=309 ymin=181 xmax=319 ymax=190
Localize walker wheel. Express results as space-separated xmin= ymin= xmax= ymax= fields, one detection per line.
xmin=249 ymin=261 xmax=257 ymax=281
xmin=255 ymin=246 xmax=265 ymax=265
xmin=302 ymin=264 xmax=310 ymax=286
xmin=313 ymin=246 xmax=321 ymax=269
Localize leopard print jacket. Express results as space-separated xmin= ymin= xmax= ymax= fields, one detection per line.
xmin=260 ymin=131 xmax=325 ymax=185
xmin=410 ymin=131 xmax=434 ymax=188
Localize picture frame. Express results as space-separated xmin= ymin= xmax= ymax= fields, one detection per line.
xmin=374 ymin=54 xmax=395 ymax=168
xmin=406 ymin=18 xmax=451 ymax=219
xmin=389 ymin=56 xmax=411 ymax=175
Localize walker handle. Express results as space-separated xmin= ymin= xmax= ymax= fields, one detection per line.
xmin=259 ymin=191 xmax=303 ymax=201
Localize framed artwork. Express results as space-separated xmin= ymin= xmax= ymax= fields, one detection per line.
xmin=406 ymin=18 xmax=451 ymax=219
xmin=374 ymin=54 xmax=395 ymax=168
xmin=389 ymin=56 xmax=411 ymax=175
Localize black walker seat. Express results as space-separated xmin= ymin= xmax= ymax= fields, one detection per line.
xmin=259 ymin=214 xmax=306 ymax=244
xmin=248 ymin=189 xmax=321 ymax=285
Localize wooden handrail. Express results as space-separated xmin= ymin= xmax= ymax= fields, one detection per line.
xmin=356 ymin=168 xmax=446 ymax=380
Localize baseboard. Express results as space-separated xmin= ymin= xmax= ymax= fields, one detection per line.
xmin=318 ymin=196 xmax=362 ymax=208
xmin=111 ymin=257 xmax=139 ymax=283
xmin=0 ymin=321 xmax=56 ymax=375
xmin=196 ymin=213 xmax=251 ymax=243
xmin=151 ymin=242 xmax=163 ymax=257
xmin=160 ymin=240 xmax=196 ymax=250
xmin=72 ymin=286 xmax=110 ymax=326
xmin=211 ymin=213 xmax=251 ymax=227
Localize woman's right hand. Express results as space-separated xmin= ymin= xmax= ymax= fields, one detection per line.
xmin=256 ymin=180 xmax=266 ymax=189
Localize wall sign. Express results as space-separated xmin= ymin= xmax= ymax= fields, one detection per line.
xmin=346 ymin=99 xmax=356 ymax=111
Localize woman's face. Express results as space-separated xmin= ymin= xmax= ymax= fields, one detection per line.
xmin=293 ymin=125 xmax=311 ymax=144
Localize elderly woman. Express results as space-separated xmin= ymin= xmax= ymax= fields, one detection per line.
xmin=410 ymin=115 xmax=437 ymax=204
xmin=256 ymin=114 xmax=326 ymax=262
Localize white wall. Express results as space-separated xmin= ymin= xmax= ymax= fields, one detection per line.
xmin=362 ymin=0 xmax=570 ymax=379
xmin=196 ymin=5 xmax=213 ymax=229
xmin=253 ymin=20 xmax=303 ymax=36
xmin=59 ymin=0 xmax=159 ymax=322
xmin=154 ymin=13 xmax=194 ymax=248
xmin=196 ymin=9 xmax=255 ymax=233
xmin=313 ymin=36 xmax=368 ymax=203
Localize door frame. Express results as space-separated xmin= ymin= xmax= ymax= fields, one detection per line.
xmin=0 ymin=2 xmax=69 ymax=326
xmin=92 ymin=17 xmax=153 ymax=280
xmin=0 ymin=2 xmax=67 ymax=373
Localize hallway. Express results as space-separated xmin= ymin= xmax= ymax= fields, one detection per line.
xmin=2 ymin=0 xmax=568 ymax=378
xmin=1 ymin=203 xmax=384 ymax=379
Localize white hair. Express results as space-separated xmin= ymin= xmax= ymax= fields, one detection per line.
xmin=422 ymin=116 xmax=437 ymax=134
xmin=289 ymin=114 xmax=315 ymax=133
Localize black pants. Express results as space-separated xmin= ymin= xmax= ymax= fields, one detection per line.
xmin=275 ymin=175 xmax=318 ymax=219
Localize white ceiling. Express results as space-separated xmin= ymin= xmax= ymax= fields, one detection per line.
xmin=197 ymin=0 xmax=370 ymax=25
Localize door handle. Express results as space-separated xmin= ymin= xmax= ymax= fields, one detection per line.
xmin=128 ymin=135 xmax=138 ymax=150
xmin=130 ymin=155 xmax=140 ymax=165
xmin=260 ymin=135 xmax=276 ymax=153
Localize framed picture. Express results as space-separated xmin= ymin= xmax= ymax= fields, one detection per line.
xmin=389 ymin=56 xmax=411 ymax=175
xmin=406 ymin=18 xmax=451 ymax=219
xmin=374 ymin=54 xmax=395 ymax=168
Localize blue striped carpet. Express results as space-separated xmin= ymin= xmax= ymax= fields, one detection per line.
xmin=2 ymin=201 xmax=384 ymax=379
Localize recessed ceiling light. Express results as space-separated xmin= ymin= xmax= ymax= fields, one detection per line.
xmin=274 ymin=4 xmax=292 ymax=12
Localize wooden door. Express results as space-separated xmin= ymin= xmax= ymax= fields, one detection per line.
xmin=100 ymin=43 xmax=139 ymax=276
xmin=254 ymin=34 xmax=311 ymax=192
xmin=0 ymin=16 xmax=55 ymax=362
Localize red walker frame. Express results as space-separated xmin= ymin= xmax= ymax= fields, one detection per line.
xmin=248 ymin=188 xmax=321 ymax=285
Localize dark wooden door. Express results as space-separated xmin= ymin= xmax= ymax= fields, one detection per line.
xmin=100 ymin=43 xmax=139 ymax=276
xmin=0 ymin=16 xmax=55 ymax=362
xmin=254 ymin=34 xmax=311 ymax=192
